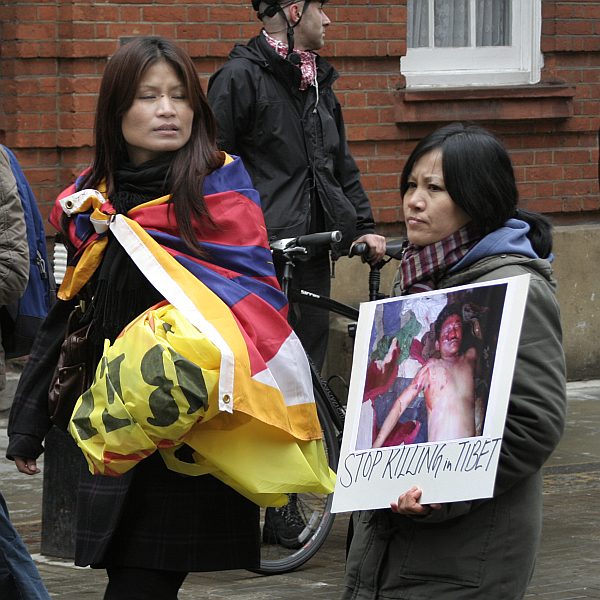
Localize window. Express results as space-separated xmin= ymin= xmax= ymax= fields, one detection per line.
xmin=401 ymin=0 xmax=542 ymax=88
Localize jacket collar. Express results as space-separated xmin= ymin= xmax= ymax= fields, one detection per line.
xmin=229 ymin=34 xmax=338 ymax=89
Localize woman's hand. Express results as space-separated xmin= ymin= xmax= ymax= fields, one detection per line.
xmin=14 ymin=457 xmax=40 ymax=475
xmin=390 ymin=485 xmax=441 ymax=516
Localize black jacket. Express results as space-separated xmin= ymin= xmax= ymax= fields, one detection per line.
xmin=208 ymin=33 xmax=375 ymax=256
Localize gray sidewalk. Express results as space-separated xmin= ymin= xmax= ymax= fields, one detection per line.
xmin=1 ymin=380 xmax=599 ymax=599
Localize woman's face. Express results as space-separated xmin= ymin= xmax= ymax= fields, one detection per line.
xmin=402 ymin=149 xmax=471 ymax=247
xmin=122 ymin=60 xmax=193 ymax=166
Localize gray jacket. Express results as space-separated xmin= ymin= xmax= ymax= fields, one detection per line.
xmin=343 ymin=254 xmax=567 ymax=599
xmin=0 ymin=147 xmax=29 ymax=387
xmin=0 ymin=146 xmax=29 ymax=308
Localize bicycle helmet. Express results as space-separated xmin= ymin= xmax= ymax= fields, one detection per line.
xmin=252 ymin=0 xmax=329 ymax=16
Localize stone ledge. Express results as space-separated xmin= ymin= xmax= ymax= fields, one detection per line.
xmin=394 ymin=82 xmax=576 ymax=127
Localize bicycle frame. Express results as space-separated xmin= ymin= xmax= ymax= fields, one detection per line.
xmin=275 ymin=233 xmax=407 ymax=436
xmin=289 ymin=288 xmax=359 ymax=321
xmin=255 ymin=232 xmax=404 ymax=574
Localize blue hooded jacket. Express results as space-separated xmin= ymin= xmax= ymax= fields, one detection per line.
xmin=452 ymin=218 xmax=542 ymax=273
xmin=0 ymin=145 xmax=55 ymax=358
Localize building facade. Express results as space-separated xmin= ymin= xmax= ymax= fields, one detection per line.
xmin=1 ymin=0 xmax=598 ymax=378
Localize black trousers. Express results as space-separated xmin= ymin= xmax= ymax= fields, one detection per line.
xmin=275 ymin=252 xmax=331 ymax=372
xmin=104 ymin=567 xmax=187 ymax=600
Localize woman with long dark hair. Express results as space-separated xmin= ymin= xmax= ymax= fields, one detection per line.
xmin=7 ymin=36 xmax=331 ymax=599
xmin=343 ymin=123 xmax=567 ymax=599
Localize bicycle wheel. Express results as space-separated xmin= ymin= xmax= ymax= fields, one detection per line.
xmin=253 ymin=383 xmax=340 ymax=575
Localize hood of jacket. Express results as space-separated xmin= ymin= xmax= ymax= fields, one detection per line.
xmin=452 ymin=218 xmax=540 ymax=273
xmin=441 ymin=218 xmax=555 ymax=290
xmin=391 ymin=219 xmax=556 ymax=296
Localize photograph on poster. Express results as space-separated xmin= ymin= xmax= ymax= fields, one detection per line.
xmin=332 ymin=274 xmax=530 ymax=513
xmin=357 ymin=281 xmax=506 ymax=451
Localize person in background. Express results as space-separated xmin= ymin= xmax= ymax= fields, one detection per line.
xmin=0 ymin=146 xmax=50 ymax=600
xmin=0 ymin=146 xmax=29 ymax=398
xmin=208 ymin=0 xmax=385 ymax=549
xmin=343 ymin=123 xmax=566 ymax=599
xmin=6 ymin=36 xmax=315 ymax=600
xmin=208 ymin=0 xmax=385 ymax=371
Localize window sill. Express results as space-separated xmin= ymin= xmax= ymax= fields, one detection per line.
xmin=394 ymin=82 xmax=575 ymax=125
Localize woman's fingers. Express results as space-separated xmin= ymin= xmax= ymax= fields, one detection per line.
xmin=14 ymin=456 xmax=40 ymax=475
xmin=390 ymin=486 xmax=440 ymax=515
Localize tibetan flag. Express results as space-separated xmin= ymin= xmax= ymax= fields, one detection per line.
xmin=53 ymin=154 xmax=335 ymax=506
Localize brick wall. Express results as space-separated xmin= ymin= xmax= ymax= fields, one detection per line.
xmin=0 ymin=0 xmax=598 ymax=231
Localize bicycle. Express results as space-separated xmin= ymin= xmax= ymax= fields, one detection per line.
xmin=255 ymin=231 xmax=405 ymax=574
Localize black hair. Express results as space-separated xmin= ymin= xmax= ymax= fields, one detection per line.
xmin=400 ymin=122 xmax=553 ymax=258
xmin=76 ymin=36 xmax=223 ymax=255
xmin=434 ymin=302 xmax=463 ymax=342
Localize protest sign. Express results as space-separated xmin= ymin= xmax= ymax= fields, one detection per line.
xmin=332 ymin=274 xmax=530 ymax=512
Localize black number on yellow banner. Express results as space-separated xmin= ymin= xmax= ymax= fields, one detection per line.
xmin=71 ymin=387 xmax=99 ymax=441
xmin=141 ymin=345 xmax=208 ymax=427
xmin=167 ymin=347 xmax=209 ymax=415
xmin=102 ymin=352 xmax=132 ymax=433
xmin=140 ymin=344 xmax=179 ymax=427
xmin=72 ymin=342 xmax=209 ymax=439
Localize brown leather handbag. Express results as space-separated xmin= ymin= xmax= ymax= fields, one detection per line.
xmin=48 ymin=301 xmax=95 ymax=430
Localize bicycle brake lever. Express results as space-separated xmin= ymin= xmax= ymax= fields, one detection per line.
xmin=270 ymin=238 xmax=299 ymax=251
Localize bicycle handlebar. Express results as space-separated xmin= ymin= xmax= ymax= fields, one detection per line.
xmin=349 ymin=238 xmax=407 ymax=261
xmin=270 ymin=230 xmax=342 ymax=252
xmin=296 ymin=230 xmax=342 ymax=247
xmin=348 ymin=242 xmax=368 ymax=259
xmin=348 ymin=238 xmax=407 ymax=301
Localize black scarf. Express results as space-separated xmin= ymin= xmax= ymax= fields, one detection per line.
xmin=89 ymin=155 xmax=173 ymax=353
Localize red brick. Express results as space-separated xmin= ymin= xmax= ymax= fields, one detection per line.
xmin=1 ymin=0 xmax=598 ymax=230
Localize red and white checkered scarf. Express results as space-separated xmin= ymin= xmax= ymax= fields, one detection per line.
xmin=263 ymin=29 xmax=317 ymax=91
xmin=398 ymin=223 xmax=481 ymax=295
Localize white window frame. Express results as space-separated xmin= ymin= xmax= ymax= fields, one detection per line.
xmin=401 ymin=0 xmax=542 ymax=88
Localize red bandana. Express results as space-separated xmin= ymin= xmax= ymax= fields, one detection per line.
xmin=263 ymin=30 xmax=317 ymax=91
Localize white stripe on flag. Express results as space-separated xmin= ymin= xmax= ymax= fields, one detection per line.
xmin=110 ymin=215 xmax=235 ymax=413
xmin=261 ymin=331 xmax=315 ymax=407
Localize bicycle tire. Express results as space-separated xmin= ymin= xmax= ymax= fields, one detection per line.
xmin=252 ymin=381 xmax=340 ymax=575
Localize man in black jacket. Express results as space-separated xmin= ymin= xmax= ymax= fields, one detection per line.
xmin=208 ymin=0 xmax=385 ymax=551
xmin=208 ymin=0 xmax=385 ymax=373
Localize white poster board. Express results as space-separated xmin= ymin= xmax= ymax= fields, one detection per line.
xmin=331 ymin=275 xmax=530 ymax=513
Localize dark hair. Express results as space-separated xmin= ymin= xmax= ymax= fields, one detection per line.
xmin=78 ymin=36 xmax=223 ymax=253
xmin=434 ymin=302 xmax=463 ymax=342
xmin=400 ymin=122 xmax=553 ymax=258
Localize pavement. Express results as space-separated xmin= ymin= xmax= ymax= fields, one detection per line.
xmin=0 ymin=379 xmax=599 ymax=599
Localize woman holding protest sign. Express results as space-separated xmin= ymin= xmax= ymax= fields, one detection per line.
xmin=342 ymin=123 xmax=566 ymax=599
xmin=7 ymin=36 xmax=332 ymax=599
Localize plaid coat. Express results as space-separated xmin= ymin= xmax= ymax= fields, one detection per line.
xmin=7 ymin=298 xmax=260 ymax=572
